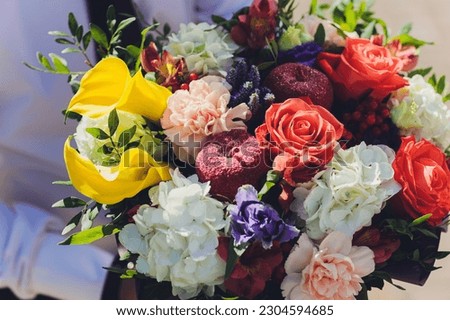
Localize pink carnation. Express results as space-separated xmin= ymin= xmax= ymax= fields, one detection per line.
xmin=281 ymin=232 xmax=375 ymax=300
xmin=161 ymin=75 xmax=250 ymax=163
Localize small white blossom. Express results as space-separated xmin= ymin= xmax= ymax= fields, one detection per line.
xmin=389 ymin=74 xmax=450 ymax=151
xmin=164 ymin=22 xmax=238 ymax=76
xmin=119 ymin=168 xmax=226 ymax=299
xmin=291 ymin=143 xmax=401 ymax=240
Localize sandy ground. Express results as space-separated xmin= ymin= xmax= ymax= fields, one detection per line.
xmin=293 ymin=0 xmax=450 ymax=300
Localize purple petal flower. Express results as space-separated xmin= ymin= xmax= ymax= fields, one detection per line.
xmin=278 ymin=42 xmax=323 ymax=67
xmin=229 ymin=185 xmax=299 ymax=249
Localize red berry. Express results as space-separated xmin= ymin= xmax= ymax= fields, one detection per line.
xmin=372 ymin=127 xmax=382 ymax=136
xmin=189 ymin=73 xmax=199 ymax=81
xmin=352 ymin=111 xmax=362 ymax=121
xmin=367 ymin=114 xmax=376 ymax=126
xmin=375 ymin=116 xmax=384 ymax=125
xmin=180 ymin=83 xmax=189 ymax=90
xmin=369 ymin=100 xmax=378 ymax=110
xmin=380 ymin=108 xmax=391 ymax=119
xmin=343 ymin=113 xmax=352 ymax=123
xmin=360 ymin=123 xmax=369 ymax=132
xmin=381 ymin=124 xmax=390 ymax=133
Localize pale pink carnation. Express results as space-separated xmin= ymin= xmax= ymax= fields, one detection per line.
xmin=281 ymin=232 xmax=375 ymax=300
xmin=161 ymin=75 xmax=250 ymax=163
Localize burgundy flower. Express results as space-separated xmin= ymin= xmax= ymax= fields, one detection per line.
xmin=218 ymin=237 xmax=284 ymax=299
xmin=230 ymin=0 xmax=278 ymax=49
xmin=353 ymin=227 xmax=401 ymax=264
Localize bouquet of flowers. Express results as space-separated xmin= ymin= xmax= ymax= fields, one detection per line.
xmin=28 ymin=0 xmax=450 ymax=300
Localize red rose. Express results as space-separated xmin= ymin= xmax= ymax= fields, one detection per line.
xmin=392 ymin=136 xmax=450 ymax=226
xmin=317 ymin=38 xmax=408 ymax=102
xmin=230 ymin=0 xmax=278 ymax=49
xmin=255 ymin=98 xmax=344 ymax=186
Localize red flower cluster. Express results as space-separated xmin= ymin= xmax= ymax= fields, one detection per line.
xmin=231 ymin=0 xmax=278 ymax=49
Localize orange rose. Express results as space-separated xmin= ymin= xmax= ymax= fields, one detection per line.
xmin=317 ymin=38 xmax=408 ymax=102
xmin=392 ymin=136 xmax=450 ymax=226
xmin=255 ymin=98 xmax=343 ymax=185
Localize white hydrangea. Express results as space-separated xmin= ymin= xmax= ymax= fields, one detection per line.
xmin=164 ymin=22 xmax=238 ymax=76
xmin=74 ymin=110 xmax=148 ymax=166
xmin=119 ymin=168 xmax=226 ymax=299
xmin=389 ymin=74 xmax=450 ymax=152
xmin=291 ymin=143 xmax=401 ymax=240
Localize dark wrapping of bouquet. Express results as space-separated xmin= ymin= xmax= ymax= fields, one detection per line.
xmin=383 ymin=229 xmax=441 ymax=286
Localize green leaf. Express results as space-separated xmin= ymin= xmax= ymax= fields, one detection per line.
xmin=124 ymin=140 xmax=140 ymax=152
xmin=82 ymin=31 xmax=92 ymax=50
xmin=258 ymin=170 xmax=282 ymax=200
xmin=48 ymin=30 xmax=71 ymax=37
xmin=224 ymin=240 xmax=246 ymax=279
xmin=410 ymin=214 xmax=432 ymax=226
xmin=344 ymin=3 xmax=357 ymax=31
xmin=444 ymin=93 xmax=450 ymax=103
xmin=76 ymin=25 xmax=84 ymax=43
xmin=52 ymin=180 xmax=73 ymax=186
xmin=108 ymin=109 xmax=119 ymax=136
xmin=408 ymin=67 xmax=433 ymax=78
xmin=68 ymin=12 xmax=78 ymax=36
xmin=62 ymin=211 xmax=83 ymax=235
xmin=309 ymin=0 xmax=318 ymax=15
xmin=257 ymin=61 xmax=275 ymax=71
xmin=59 ymin=224 xmax=119 ymax=245
xmin=361 ymin=20 xmax=376 ymax=39
xmin=126 ymin=45 xmax=141 ymax=58
xmin=106 ymin=5 xmax=117 ymax=31
xmin=52 ymin=196 xmax=87 ymax=208
xmin=314 ymin=23 xmax=326 ymax=45
xmin=49 ymin=53 xmax=70 ymax=73
xmin=90 ymin=23 xmax=109 ymax=50
xmin=61 ymin=47 xmax=82 ymax=54
xmin=436 ymin=75 xmax=446 ymax=94
xmin=118 ymin=125 xmax=137 ymax=148
xmin=115 ymin=17 xmax=136 ymax=35
xmin=37 ymin=52 xmax=52 ymax=70
xmin=120 ymin=269 xmax=137 ymax=279
xmin=55 ymin=38 xmax=75 ymax=45
xmin=211 ymin=15 xmax=228 ymax=25
xmin=435 ymin=251 xmax=450 ymax=260
xmin=415 ymin=228 xmax=439 ymax=239
xmin=400 ymin=22 xmax=413 ymax=35
xmin=392 ymin=34 xmax=432 ymax=48
xmin=86 ymin=127 xmax=110 ymax=140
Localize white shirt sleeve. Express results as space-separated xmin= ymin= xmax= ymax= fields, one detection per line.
xmin=0 ymin=0 xmax=115 ymax=299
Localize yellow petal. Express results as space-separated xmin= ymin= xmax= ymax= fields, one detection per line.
xmin=68 ymin=56 xmax=129 ymax=118
xmin=67 ymin=56 xmax=172 ymax=122
xmin=64 ymin=137 xmax=171 ymax=204
xmin=116 ymin=68 xmax=172 ymax=122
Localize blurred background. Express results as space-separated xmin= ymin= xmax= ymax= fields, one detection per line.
xmin=294 ymin=0 xmax=450 ymax=300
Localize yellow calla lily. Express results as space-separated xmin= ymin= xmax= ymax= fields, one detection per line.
xmin=64 ymin=137 xmax=171 ymax=204
xmin=67 ymin=56 xmax=172 ymax=122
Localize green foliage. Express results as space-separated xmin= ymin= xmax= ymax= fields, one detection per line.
xmin=59 ymin=224 xmax=119 ymax=245
xmin=52 ymin=196 xmax=87 ymax=208
xmin=224 ymin=240 xmax=247 ymax=280
xmin=278 ymin=0 xmax=297 ymax=30
xmin=258 ymin=170 xmax=282 ymax=200
xmin=408 ymin=68 xmax=450 ymax=102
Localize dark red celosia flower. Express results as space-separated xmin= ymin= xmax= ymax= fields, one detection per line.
xmin=218 ymin=237 xmax=284 ymax=299
xmin=230 ymin=0 xmax=278 ymax=49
